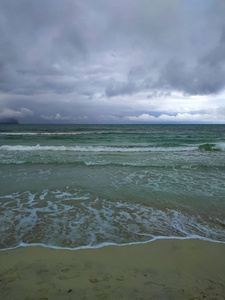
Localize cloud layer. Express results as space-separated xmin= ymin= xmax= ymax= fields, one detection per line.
xmin=0 ymin=0 xmax=225 ymax=123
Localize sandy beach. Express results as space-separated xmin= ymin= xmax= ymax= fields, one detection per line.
xmin=0 ymin=239 xmax=225 ymax=300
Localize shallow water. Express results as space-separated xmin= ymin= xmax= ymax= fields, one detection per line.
xmin=0 ymin=124 xmax=225 ymax=250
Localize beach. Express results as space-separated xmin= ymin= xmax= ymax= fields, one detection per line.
xmin=1 ymin=125 xmax=225 ymax=299
xmin=1 ymin=239 xmax=225 ymax=300
xmin=1 ymin=0 xmax=225 ymax=296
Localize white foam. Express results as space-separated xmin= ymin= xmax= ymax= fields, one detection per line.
xmin=1 ymin=236 xmax=225 ymax=252
xmin=0 ymin=130 xmax=144 ymax=136
xmin=0 ymin=132 xmax=89 ymax=136
xmin=1 ymin=191 xmax=224 ymax=253
xmin=28 ymin=191 xmax=37 ymax=205
xmin=0 ymin=131 xmax=121 ymax=136
xmin=0 ymin=144 xmax=198 ymax=153
xmin=0 ymin=132 xmax=38 ymax=136
xmin=212 ymin=143 xmax=225 ymax=151
xmin=39 ymin=190 xmax=48 ymax=201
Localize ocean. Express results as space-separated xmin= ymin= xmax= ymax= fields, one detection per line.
xmin=0 ymin=124 xmax=225 ymax=250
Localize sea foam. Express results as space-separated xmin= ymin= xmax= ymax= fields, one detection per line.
xmin=0 ymin=144 xmax=198 ymax=152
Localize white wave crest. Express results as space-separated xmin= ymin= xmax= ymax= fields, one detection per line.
xmin=0 ymin=144 xmax=197 ymax=152
xmin=212 ymin=143 xmax=225 ymax=151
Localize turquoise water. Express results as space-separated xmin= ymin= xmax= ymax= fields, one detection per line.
xmin=0 ymin=124 xmax=225 ymax=250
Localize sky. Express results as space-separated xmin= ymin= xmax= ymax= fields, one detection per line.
xmin=0 ymin=0 xmax=225 ymax=124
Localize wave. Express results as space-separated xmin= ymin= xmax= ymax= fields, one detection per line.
xmin=0 ymin=131 xmax=101 ymax=136
xmin=199 ymin=143 xmax=225 ymax=151
xmin=1 ymin=159 xmax=223 ymax=171
xmin=1 ymin=160 xmax=225 ymax=173
xmin=0 ymin=144 xmax=198 ymax=153
xmin=0 ymin=130 xmax=140 ymax=136
xmin=1 ymin=236 xmax=225 ymax=252
xmin=1 ymin=190 xmax=225 ymax=251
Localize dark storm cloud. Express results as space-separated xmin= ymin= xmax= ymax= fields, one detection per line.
xmin=158 ymin=25 xmax=225 ymax=95
xmin=105 ymin=80 xmax=137 ymax=97
xmin=201 ymin=26 xmax=225 ymax=67
xmin=0 ymin=0 xmax=225 ymax=123
xmin=105 ymin=66 xmax=153 ymax=97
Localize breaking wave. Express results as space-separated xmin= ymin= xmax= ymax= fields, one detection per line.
xmin=199 ymin=143 xmax=225 ymax=151
xmin=0 ymin=144 xmax=198 ymax=152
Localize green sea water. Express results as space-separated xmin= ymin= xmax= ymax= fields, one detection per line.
xmin=0 ymin=124 xmax=225 ymax=250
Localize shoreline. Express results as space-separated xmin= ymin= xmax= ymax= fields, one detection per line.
xmin=1 ymin=239 xmax=225 ymax=299
xmin=1 ymin=235 xmax=225 ymax=253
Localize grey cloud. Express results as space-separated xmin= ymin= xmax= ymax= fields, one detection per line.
xmin=105 ymin=76 xmax=153 ymax=98
xmin=105 ymin=65 xmax=153 ymax=97
xmin=128 ymin=66 xmax=147 ymax=82
xmin=0 ymin=107 xmax=33 ymax=120
xmin=158 ymin=26 xmax=225 ymax=95
xmin=1 ymin=0 xmax=225 ymax=123
xmin=216 ymin=107 xmax=225 ymax=115
xmin=41 ymin=113 xmax=71 ymax=121
xmin=0 ymin=0 xmax=88 ymax=83
xmin=105 ymin=80 xmax=137 ymax=97
xmin=147 ymin=91 xmax=171 ymax=99
xmin=159 ymin=59 xmax=225 ymax=95
xmin=200 ymin=26 xmax=225 ymax=67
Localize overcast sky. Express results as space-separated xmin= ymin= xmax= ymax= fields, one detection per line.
xmin=0 ymin=0 xmax=225 ymax=124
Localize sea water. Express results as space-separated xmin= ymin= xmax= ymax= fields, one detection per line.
xmin=0 ymin=124 xmax=225 ymax=250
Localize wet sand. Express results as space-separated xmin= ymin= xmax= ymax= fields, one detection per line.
xmin=0 ymin=239 xmax=225 ymax=300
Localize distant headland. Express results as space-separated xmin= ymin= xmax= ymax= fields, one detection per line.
xmin=0 ymin=118 xmax=20 ymax=124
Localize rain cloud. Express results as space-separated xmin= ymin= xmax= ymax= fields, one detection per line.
xmin=0 ymin=0 xmax=225 ymax=123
